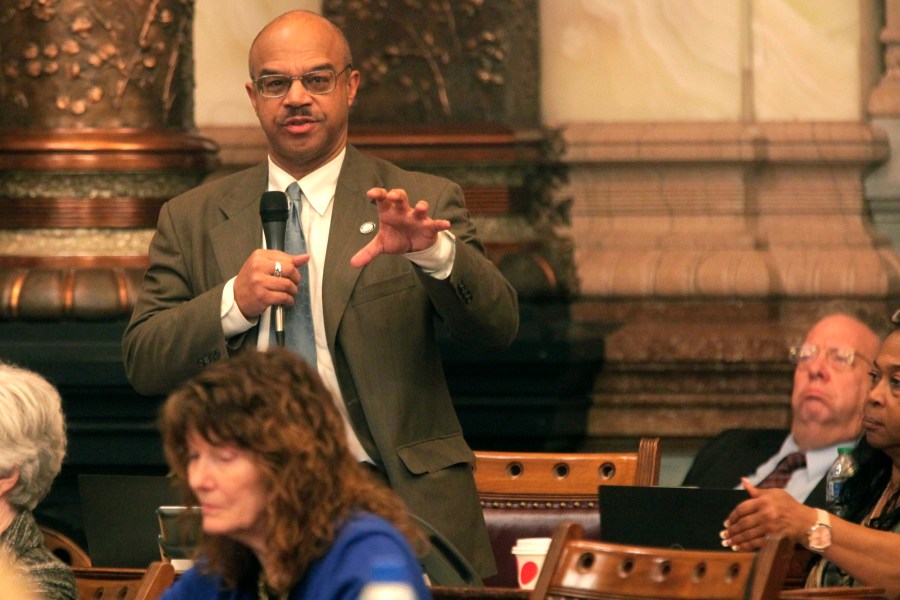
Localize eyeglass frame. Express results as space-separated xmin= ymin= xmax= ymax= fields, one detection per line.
xmin=252 ymin=64 xmax=353 ymax=98
xmin=788 ymin=343 xmax=873 ymax=371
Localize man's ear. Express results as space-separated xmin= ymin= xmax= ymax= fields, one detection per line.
xmin=245 ymin=81 xmax=260 ymax=115
xmin=0 ymin=469 xmax=19 ymax=497
xmin=347 ymin=69 xmax=360 ymax=107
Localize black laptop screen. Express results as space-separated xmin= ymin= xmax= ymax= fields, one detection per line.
xmin=78 ymin=474 xmax=182 ymax=568
xmin=598 ymin=485 xmax=749 ymax=551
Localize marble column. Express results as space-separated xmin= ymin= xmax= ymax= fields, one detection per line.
xmin=867 ymin=0 xmax=900 ymax=252
xmin=0 ymin=0 xmax=217 ymax=319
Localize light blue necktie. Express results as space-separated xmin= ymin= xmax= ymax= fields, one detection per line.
xmin=280 ymin=182 xmax=317 ymax=367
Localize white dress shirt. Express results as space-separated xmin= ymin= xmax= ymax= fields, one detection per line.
xmin=218 ymin=149 xmax=455 ymax=461
xmin=742 ymin=435 xmax=853 ymax=502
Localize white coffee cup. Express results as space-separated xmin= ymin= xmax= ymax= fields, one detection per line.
xmin=511 ymin=537 xmax=552 ymax=589
xmin=169 ymin=558 xmax=194 ymax=573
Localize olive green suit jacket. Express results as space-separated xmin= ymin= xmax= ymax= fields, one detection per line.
xmin=122 ymin=145 xmax=519 ymax=576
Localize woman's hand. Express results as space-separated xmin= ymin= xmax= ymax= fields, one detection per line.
xmin=720 ymin=478 xmax=818 ymax=550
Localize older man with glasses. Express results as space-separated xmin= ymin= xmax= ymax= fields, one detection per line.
xmin=683 ymin=312 xmax=882 ymax=508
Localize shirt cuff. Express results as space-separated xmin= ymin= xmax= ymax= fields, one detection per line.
xmin=221 ymin=277 xmax=257 ymax=338
xmin=404 ymin=231 xmax=455 ymax=280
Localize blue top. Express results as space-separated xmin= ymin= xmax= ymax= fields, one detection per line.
xmin=160 ymin=513 xmax=432 ymax=600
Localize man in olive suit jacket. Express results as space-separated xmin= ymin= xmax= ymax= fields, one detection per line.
xmin=122 ymin=11 xmax=518 ymax=577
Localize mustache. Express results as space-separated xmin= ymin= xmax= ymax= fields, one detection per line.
xmin=285 ymin=107 xmax=314 ymax=119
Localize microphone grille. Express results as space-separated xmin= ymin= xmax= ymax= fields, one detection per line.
xmin=259 ymin=191 xmax=288 ymax=222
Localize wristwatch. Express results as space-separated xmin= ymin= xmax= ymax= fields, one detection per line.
xmin=805 ymin=508 xmax=832 ymax=553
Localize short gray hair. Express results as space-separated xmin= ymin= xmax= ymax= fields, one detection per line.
xmin=0 ymin=363 xmax=67 ymax=510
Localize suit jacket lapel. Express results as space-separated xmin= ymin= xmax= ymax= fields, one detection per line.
xmin=323 ymin=147 xmax=379 ymax=349
xmin=210 ymin=164 xmax=268 ymax=282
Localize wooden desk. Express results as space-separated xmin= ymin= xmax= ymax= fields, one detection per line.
xmin=428 ymin=585 xmax=885 ymax=600
xmin=430 ymin=586 xmax=528 ymax=599
xmin=780 ymin=587 xmax=885 ymax=599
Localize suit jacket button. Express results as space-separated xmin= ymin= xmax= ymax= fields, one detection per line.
xmin=457 ymin=282 xmax=473 ymax=303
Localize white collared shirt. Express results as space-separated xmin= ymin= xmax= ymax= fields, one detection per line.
xmin=742 ymin=435 xmax=853 ymax=502
xmin=219 ymin=149 xmax=455 ymax=461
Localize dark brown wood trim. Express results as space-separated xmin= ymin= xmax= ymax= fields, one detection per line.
xmin=0 ymin=256 xmax=148 ymax=268
xmin=201 ymin=124 xmax=547 ymax=167
xmin=0 ymin=152 xmax=220 ymax=171
xmin=0 ymin=197 xmax=167 ymax=229
xmin=0 ymin=128 xmax=220 ymax=171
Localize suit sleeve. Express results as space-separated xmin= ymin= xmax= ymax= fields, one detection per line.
xmin=682 ymin=432 xmax=735 ymax=488
xmin=682 ymin=429 xmax=787 ymax=489
xmin=121 ymin=202 xmax=235 ymax=396
xmin=417 ymin=180 xmax=519 ymax=349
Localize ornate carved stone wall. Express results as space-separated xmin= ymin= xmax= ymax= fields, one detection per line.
xmin=557 ymin=120 xmax=900 ymax=446
xmin=324 ymin=0 xmax=539 ymax=128
xmin=565 ymin=122 xmax=895 ymax=298
xmin=0 ymin=0 xmax=195 ymax=130
xmin=867 ymin=0 xmax=900 ymax=256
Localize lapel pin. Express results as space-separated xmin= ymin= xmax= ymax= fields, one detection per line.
xmin=359 ymin=222 xmax=376 ymax=234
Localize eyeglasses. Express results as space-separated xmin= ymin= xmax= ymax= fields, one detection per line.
xmin=789 ymin=344 xmax=872 ymax=371
xmin=252 ymin=65 xmax=352 ymax=98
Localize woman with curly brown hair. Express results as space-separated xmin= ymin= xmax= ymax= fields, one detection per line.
xmin=157 ymin=348 xmax=431 ymax=600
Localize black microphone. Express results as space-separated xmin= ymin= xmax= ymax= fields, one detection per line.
xmin=260 ymin=191 xmax=289 ymax=347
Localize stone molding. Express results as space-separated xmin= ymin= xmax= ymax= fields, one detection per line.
xmin=869 ymin=0 xmax=900 ymax=117
xmin=561 ymin=122 xmax=888 ymax=164
xmin=578 ymin=297 xmax=895 ymax=441
xmin=559 ymin=121 xmax=896 ymax=298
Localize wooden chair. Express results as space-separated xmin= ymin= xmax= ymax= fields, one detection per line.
xmin=530 ymin=522 xmax=793 ymax=600
xmin=474 ymin=437 xmax=661 ymax=587
xmin=39 ymin=525 xmax=92 ymax=568
xmin=72 ymin=561 xmax=175 ymax=600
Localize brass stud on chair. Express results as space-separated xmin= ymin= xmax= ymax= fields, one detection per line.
xmin=692 ymin=561 xmax=708 ymax=582
xmin=599 ymin=461 xmax=616 ymax=479
xmin=552 ymin=462 xmax=570 ymax=479
xmin=617 ymin=556 xmax=635 ymax=578
xmin=577 ymin=552 xmax=596 ymax=573
xmin=653 ymin=558 xmax=672 ymax=582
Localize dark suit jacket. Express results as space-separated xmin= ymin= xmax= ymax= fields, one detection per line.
xmin=682 ymin=428 xmax=827 ymax=509
xmin=122 ymin=145 xmax=520 ymax=576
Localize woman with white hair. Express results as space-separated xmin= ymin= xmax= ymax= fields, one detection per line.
xmin=0 ymin=362 xmax=77 ymax=600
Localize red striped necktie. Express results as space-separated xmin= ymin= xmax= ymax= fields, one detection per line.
xmin=756 ymin=451 xmax=806 ymax=489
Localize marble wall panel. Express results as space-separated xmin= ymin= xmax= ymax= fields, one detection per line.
xmin=193 ymin=1 xmax=866 ymax=124
xmin=540 ymin=0 xmax=743 ymax=122
xmin=193 ymin=0 xmax=320 ymax=127
xmin=539 ymin=0 xmax=861 ymax=123
xmin=753 ymin=0 xmax=861 ymax=120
